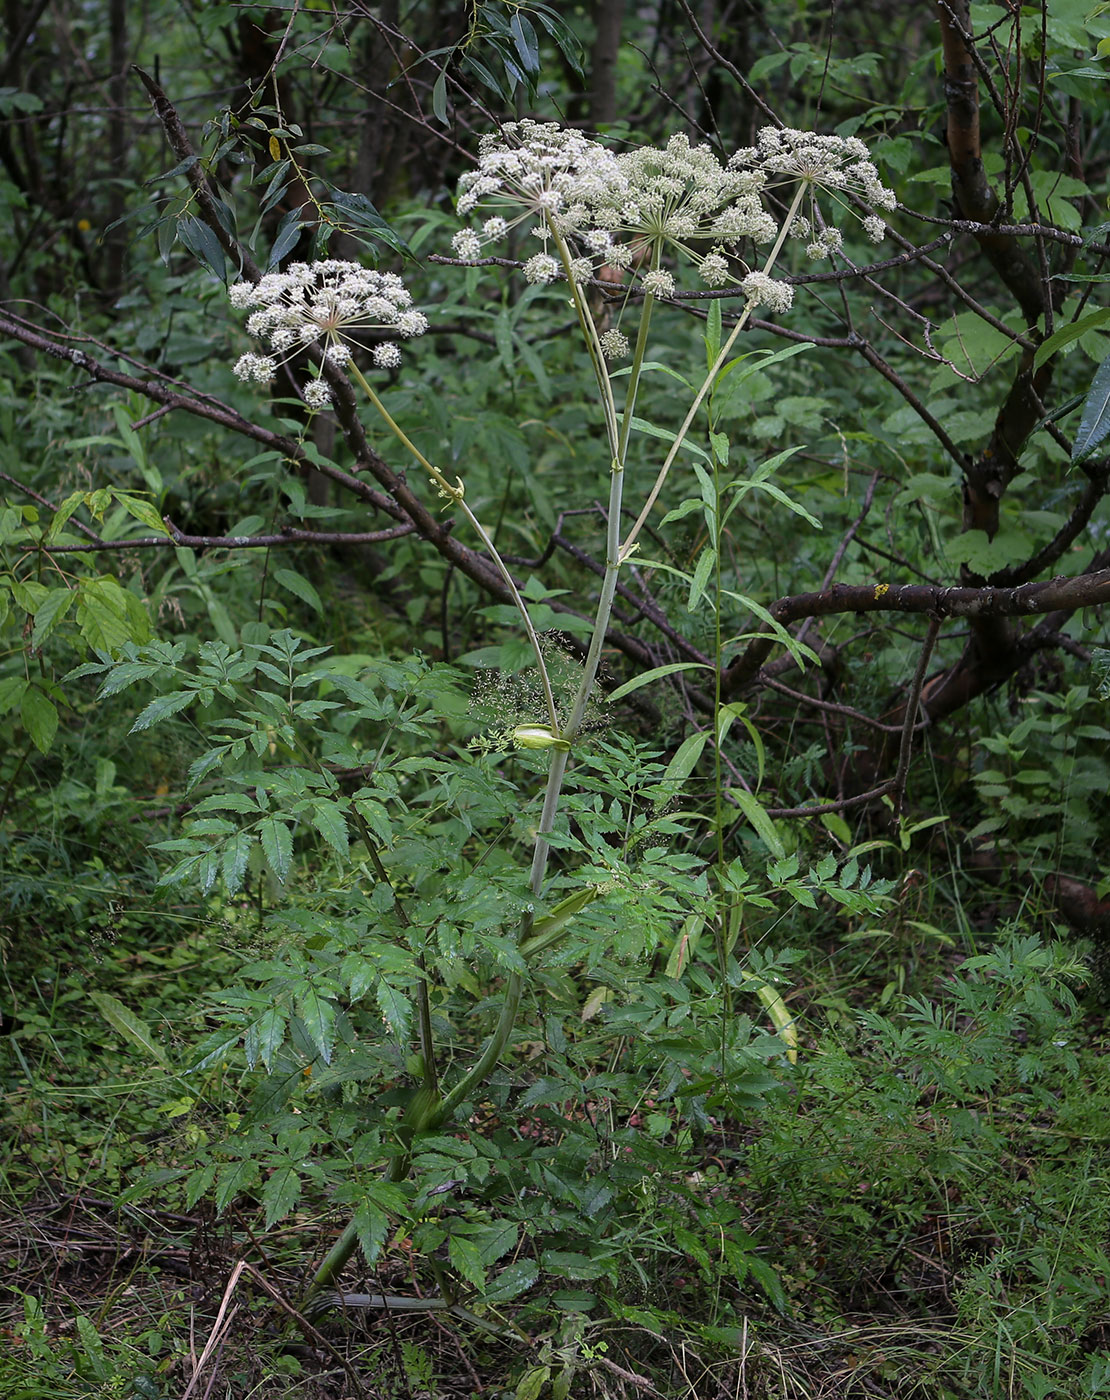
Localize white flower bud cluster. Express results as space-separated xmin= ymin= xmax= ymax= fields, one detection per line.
xmin=228 ymin=259 xmax=427 ymax=406
xmin=740 ymin=271 xmax=795 ymax=314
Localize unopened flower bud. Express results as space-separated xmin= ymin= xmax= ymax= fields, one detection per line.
xmin=512 ymin=724 xmax=570 ymax=751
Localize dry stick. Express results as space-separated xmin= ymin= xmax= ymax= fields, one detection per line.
xmin=761 ymin=675 xmax=930 ymax=737
xmin=766 ymin=617 xmax=940 ymax=820
xmin=794 ymin=470 xmax=881 ymax=653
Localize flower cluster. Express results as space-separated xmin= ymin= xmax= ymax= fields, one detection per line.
xmin=451 ymin=120 xmax=620 ymax=283
xmin=730 ymin=127 xmax=897 ymax=247
xmin=450 ymin=122 xmax=896 ymax=337
xmin=584 ymin=133 xmax=778 ymax=282
xmin=452 ymin=124 xmax=778 ymax=291
xmin=228 ymin=259 xmax=427 ymax=404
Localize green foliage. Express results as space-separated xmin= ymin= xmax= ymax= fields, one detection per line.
xmin=5 ymin=2 xmax=1110 ymax=1397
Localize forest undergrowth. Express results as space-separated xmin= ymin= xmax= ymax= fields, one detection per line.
xmin=4 ymin=3 xmax=1110 ymax=1398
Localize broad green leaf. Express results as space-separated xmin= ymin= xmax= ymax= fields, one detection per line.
xmin=273 ymin=567 xmax=323 ymax=614
xmin=662 ymin=730 xmax=709 ymax=789
xmin=431 ymin=68 xmax=449 ymax=124
xmin=705 ymin=297 xmax=722 ymax=367
xmin=77 ymin=577 xmax=147 ymax=653
xmin=21 ymin=686 xmax=58 ymax=754
xmin=0 ymin=676 xmax=28 ymax=716
xmin=44 ymin=490 xmax=87 ymax=544
xmin=946 ymin=524 xmax=1032 ymax=575
xmin=1073 ymin=353 xmax=1110 ymax=463
xmin=10 ymin=578 xmax=48 ymax=613
xmin=607 ymin=661 xmax=711 ymax=702
xmin=732 ymin=788 xmax=785 ymax=858
xmin=89 ymin=991 xmax=169 ymax=1068
xmin=177 ymin=214 xmax=227 ymax=281
xmin=687 ymin=547 xmax=716 ymax=612
xmin=1034 ymin=307 xmax=1110 ymax=370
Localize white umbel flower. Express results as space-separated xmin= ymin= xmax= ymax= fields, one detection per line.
xmin=228 ymin=259 xmax=426 ymax=403
xmin=730 ymin=128 xmax=896 ymax=245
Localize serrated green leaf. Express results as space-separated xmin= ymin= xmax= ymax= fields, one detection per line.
xmin=255 ymin=1007 xmax=287 ymax=1071
xmin=215 ymin=1158 xmax=257 ymax=1214
xmin=222 ymin=833 xmax=253 ymax=895
xmin=516 ymin=1367 xmax=551 ymax=1400
xmin=10 ymin=578 xmax=48 ymax=613
xmin=483 ymin=1258 xmax=540 ymax=1303
xmin=196 ymin=793 xmax=260 ymax=815
xmin=77 ymin=577 xmax=145 ymax=653
xmin=354 ymin=1199 xmax=390 ymax=1268
xmin=118 ymin=494 xmax=169 ymax=534
xmin=448 ymin=1232 xmax=486 ymax=1290
xmin=129 ymin=689 xmax=195 ymax=732
xmin=44 ymin=490 xmax=87 ymax=544
xmin=89 ymin=991 xmax=169 ymax=1068
xmin=377 ymin=981 xmax=411 ymax=1039
xmin=472 ymin=1219 xmax=518 ymax=1265
xmin=309 ymin=800 xmax=349 ymax=858
xmin=97 ymin=660 xmax=163 ymax=698
xmin=259 ymin=815 xmax=293 ymax=882
xmin=541 ymin=1250 xmax=613 ymax=1280
xmin=263 ymin=1164 xmax=301 ymax=1229
xmin=297 ymin=985 xmax=336 ymax=1063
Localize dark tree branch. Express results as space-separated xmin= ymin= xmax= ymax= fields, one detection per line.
xmin=133 ymin=66 xmax=262 ymax=283
xmin=722 ymin=564 xmax=1110 ymax=700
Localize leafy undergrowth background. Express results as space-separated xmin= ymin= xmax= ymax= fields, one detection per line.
xmin=5 ymin=1 xmax=1110 ymax=1397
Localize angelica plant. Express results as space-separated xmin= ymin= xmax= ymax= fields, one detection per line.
xmin=221 ymin=119 xmax=896 ymax=1304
